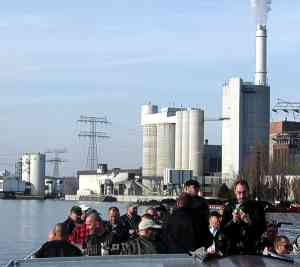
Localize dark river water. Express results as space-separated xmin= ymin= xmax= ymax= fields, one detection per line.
xmin=0 ymin=199 xmax=299 ymax=266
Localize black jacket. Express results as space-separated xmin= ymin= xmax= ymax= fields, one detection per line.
xmin=210 ymin=228 xmax=228 ymax=255
xmin=34 ymin=240 xmax=83 ymax=258
xmin=85 ymin=230 xmax=112 ymax=256
xmin=104 ymin=221 xmax=130 ymax=243
xmin=163 ymin=207 xmax=213 ymax=253
xmin=220 ymin=199 xmax=266 ymax=255
xmin=120 ymin=214 xmax=141 ymax=231
xmin=120 ymin=236 xmax=166 ymax=255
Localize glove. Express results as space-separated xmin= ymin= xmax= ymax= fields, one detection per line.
xmin=190 ymin=247 xmax=207 ymax=262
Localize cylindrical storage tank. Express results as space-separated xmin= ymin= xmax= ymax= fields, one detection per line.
xmin=189 ymin=109 xmax=204 ymax=177
xmin=175 ymin=111 xmax=183 ymax=170
xmin=30 ymin=153 xmax=46 ymax=196
xmin=181 ymin=110 xmax=190 ymax=169
xmin=142 ymin=125 xmax=157 ymax=177
xmin=156 ymin=123 xmax=175 ymax=177
xmin=21 ymin=154 xmax=31 ymax=182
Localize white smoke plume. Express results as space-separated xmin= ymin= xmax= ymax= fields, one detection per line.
xmin=250 ymin=0 xmax=272 ymax=25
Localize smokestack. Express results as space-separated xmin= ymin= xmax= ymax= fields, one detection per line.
xmin=255 ymin=24 xmax=267 ymax=85
xmin=251 ymin=0 xmax=271 ymax=86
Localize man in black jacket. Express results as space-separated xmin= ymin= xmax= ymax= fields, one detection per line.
xmin=184 ymin=180 xmax=212 ymax=248
xmin=120 ymin=203 xmax=141 ymax=236
xmin=220 ymin=179 xmax=266 ymax=255
xmin=163 ymin=193 xmax=213 ymax=253
xmin=35 ymin=223 xmax=82 ymax=258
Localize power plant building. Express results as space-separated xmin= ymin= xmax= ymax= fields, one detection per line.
xmin=222 ymin=24 xmax=270 ymax=186
xmin=141 ymin=104 xmax=204 ymax=180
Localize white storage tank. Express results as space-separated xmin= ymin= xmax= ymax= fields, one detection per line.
xmin=30 ymin=153 xmax=46 ymax=196
xmin=142 ymin=124 xmax=157 ymax=177
xmin=181 ymin=110 xmax=190 ymax=169
xmin=175 ymin=111 xmax=183 ymax=170
xmin=189 ymin=109 xmax=204 ymax=177
xmin=156 ymin=123 xmax=175 ymax=177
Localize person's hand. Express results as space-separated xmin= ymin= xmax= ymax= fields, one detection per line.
xmin=129 ymin=229 xmax=136 ymax=235
xmin=239 ymin=210 xmax=250 ymax=224
xmin=232 ymin=211 xmax=240 ymax=223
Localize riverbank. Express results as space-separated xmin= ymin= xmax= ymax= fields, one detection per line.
xmin=64 ymin=194 xmax=176 ymax=203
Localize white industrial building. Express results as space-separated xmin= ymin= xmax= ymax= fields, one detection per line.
xmin=22 ymin=153 xmax=46 ymax=196
xmin=222 ymin=24 xmax=270 ymax=186
xmin=141 ymin=104 xmax=204 ymax=184
xmin=77 ymin=165 xmax=142 ymax=196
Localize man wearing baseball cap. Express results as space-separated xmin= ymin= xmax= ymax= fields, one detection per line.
xmin=120 ymin=217 xmax=166 ymax=255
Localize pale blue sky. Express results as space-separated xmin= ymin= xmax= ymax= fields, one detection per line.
xmin=0 ymin=1 xmax=299 ymax=176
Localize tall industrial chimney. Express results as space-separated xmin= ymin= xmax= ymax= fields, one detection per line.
xmin=255 ymin=24 xmax=267 ymax=85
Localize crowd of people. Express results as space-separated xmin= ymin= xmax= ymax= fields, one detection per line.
xmin=33 ymin=179 xmax=300 ymax=259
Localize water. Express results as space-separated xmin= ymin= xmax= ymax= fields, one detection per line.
xmin=0 ymin=199 xmax=133 ymax=266
xmin=0 ymin=200 xmax=300 ymax=266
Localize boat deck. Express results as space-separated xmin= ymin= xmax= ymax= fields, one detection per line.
xmin=5 ymin=254 xmax=300 ymax=267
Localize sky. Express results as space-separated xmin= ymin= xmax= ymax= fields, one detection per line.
xmin=0 ymin=0 xmax=300 ymax=176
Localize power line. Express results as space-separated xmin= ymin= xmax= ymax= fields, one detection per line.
xmin=45 ymin=149 xmax=67 ymax=178
xmin=78 ymin=115 xmax=110 ymax=170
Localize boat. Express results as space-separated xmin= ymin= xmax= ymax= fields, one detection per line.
xmin=5 ymin=254 xmax=300 ymax=267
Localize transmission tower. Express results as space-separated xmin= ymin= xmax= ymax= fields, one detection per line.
xmin=78 ymin=115 xmax=110 ymax=170
xmin=45 ymin=149 xmax=67 ymax=178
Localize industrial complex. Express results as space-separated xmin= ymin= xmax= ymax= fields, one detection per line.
xmin=1 ymin=1 xmax=300 ymax=202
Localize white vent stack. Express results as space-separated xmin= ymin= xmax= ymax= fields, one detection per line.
xmin=251 ymin=0 xmax=272 ymax=85
xmin=255 ymin=24 xmax=267 ymax=85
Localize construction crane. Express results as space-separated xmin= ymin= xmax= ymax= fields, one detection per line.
xmin=45 ymin=149 xmax=67 ymax=178
xmin=272 ymin=98 xmax=300 ymax=120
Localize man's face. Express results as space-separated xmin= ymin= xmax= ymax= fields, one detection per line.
xmin=70 ymin=212 xmax=81 ymax=223
xmin=128 ymin=206 xmax=137 ymax=216
xmin=108 ymin=210 xmax=119 ymax=225
xmin=276 ymin=240 xmax=291 ymax=255
xmin=187 ymin=185 xmax=199 ymax=197
xmin=147 ymin=209 xmax=158 ymax=221
xmin=142 ymin=228 xmax=155 ymax=239
xmin=85 ymin=216 xmax=102 ymax=234
xmin=234 ymin=184 xmax=248 ymax=204
xmin=209 ymin=216 xmax=220 ymax=229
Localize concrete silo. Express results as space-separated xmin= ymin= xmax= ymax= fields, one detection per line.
xmin=175 ymin=111 xmax=183 ymax=170
xmin=156 ymin=123 xmax=175 ymax=177
xmin=181 ymin=110 xmax=190 ymax=170
xmin=141 ymin=104 xmax=158 ymax=177
xmin=189 ymin=109 xmax=204 ymax=177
